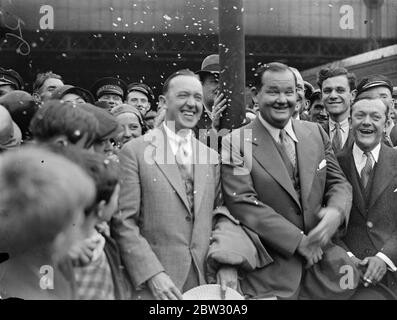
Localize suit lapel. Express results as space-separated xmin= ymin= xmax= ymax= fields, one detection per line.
xmin=339 ymin=148 xmax=366 ymax=216
xmin=368 ymin=145 xmax=395 ymax=209
xmin=292 ymin=120 xmax=318 ymax=208
xmin=250 ymin=119 xmax=301 ymax=210
xmin=151 ymin=127 xmax=191 ymax=214
xmin=192 ymin=138 xmax=213 ymax=216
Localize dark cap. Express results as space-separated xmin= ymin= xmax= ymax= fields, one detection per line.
xmin=126 ymin=82 xmax=154 ymax=103
xmin=51 ymin=85 xmax=95 ymax=104
xmin=196 ymin=54 xmax=220 ymax=80
xmin=356 ymin=74 xmax=394 ymax=97
xmin=91 ymin=77 xmax=127 ymax=100
xmin=0 ymin=67 xmax=24 ymax=90
xmin=304 ymin=81 xmax=315 ymax=100
xmin=78 ymin=103 xmax=122 ymax=141
xmin=309 ymin=89 xmax=322 ymax=106
xmin=0 ymin=90 xmax=39 ymax=140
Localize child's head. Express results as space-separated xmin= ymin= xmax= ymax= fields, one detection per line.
xmin=29 ymin=99 xmax=99 ymax=149
xmin=49 ymin=145 xmax=120 ymax=228
xmin=0 ymin=146 xmax=96 ymax=260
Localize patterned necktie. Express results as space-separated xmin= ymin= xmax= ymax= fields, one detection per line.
xmin=360 ymin=151 xmax=373 ymax=188
xmin=175 ymin=138 xmax=194 ymax=212
xmin=279 ymin=129 xmax=296 ymax=168
xmin=176 ymin=138 xmax=192 ymax=170
xmin=332 ymin=122 xmax=343 ymax=153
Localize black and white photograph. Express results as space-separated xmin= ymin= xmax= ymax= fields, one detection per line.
xmin=1 ymin=0 xmax=397 ymax=307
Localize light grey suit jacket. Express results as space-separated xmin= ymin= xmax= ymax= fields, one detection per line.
xmin=111 ymin=126 xmax=230 ymax=294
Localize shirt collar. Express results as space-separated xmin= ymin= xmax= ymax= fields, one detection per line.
xmin=329 ymin=117 xmax=350 ymax=132
xmin=258 ymin=113 xmax=298 ymax=143
xmin=352 ymin=142 xmax=381 ymax=163
xmin=163 ymin=122 xmax=192 ymax=145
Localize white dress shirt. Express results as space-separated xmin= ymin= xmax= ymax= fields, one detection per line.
xmin=163 ymin=122 xmax=193 ymax=163
xmin=329 ymin=117 xmax=350 ymax=148
xmin=258 ymin=113 xmax=299 ymax=144
xmin=349 ymin=142 xmax=397 ymax=272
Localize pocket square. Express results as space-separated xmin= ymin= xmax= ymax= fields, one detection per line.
xmin=317 ymin=159 xmax=327 ymax=171
xmin=394 ymin=188 xmax=397 ymax=193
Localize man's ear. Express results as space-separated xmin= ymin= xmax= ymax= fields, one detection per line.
xmin=96 ymin=200 xmax=106 ymax=219
xmin=158 ymin=95 xmax=166 ymax=109
xmin=52 ymin=135 xmax=69 ymax=147
xmin=32 ymin=92 xmax=41 ymax=104
xmin=350 ymin=89 xmax=357 ymax=102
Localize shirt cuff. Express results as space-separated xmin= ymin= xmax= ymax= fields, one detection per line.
xmin=347 ymin=251 xmax=355 ymax=258
xmin=376 ymin=252 xmax=397 ymax=272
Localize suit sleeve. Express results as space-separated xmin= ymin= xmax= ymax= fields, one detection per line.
xmin=317 ymin=124 xmax=353 ymax=232
xmin=221 ymin=132 xmax=303 ymax=258
xmin=111 ymin=141 xmax=165 ymax=289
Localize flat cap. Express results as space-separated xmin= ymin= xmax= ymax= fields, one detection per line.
xmin=91 ymin=77 xmax=127 ymax=100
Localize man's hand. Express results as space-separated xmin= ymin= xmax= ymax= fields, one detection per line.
xmin=297 ymin=234 xmax=323 ymax=268
xmin=359 ymin=256 xmax=387 ymax=284
xmin=147 ymin=272 xmax=183 ymax=300
xmin=216 ymin=266 xmax=238 ymax=300
xmin=350 ymin=255 xmax=362 ymax=268
xmin=68 ymin=238 xmax=97 ymax=267
xmin=211 ymin=92 xmax=228 ymax=131
xmin=307 ymin=207 xmax=342 ymax=247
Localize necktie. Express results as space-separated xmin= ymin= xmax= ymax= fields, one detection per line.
xmin=279 ymin=129 xmax=296 ymax=168
xmin=332 ymin=122 xmax=343 ymax=153
xmin=360 ymin=152 xmax=373 ymax=188
xmin=175 ymin=138 xmax=194 ymax=212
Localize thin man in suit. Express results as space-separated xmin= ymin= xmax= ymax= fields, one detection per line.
xmin=112 ymin=69 xmax=237 ymax=300
xmin=221 ymin=62 xmax=352 ymax=299
xmin=317 ymin=67 xmax=357 ymax=154
xmin=336 ymin=97 xmax=397 ymax=295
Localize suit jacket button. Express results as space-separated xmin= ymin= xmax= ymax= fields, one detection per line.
xmin=186 ymin=216 xmax=192 ymax=222
xmin=367 ymin=221 xmax=373 ymax=229
xmin=364 ymin=249 xmax=371 ymax=255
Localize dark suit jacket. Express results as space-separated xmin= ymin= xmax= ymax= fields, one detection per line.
xmin=321 ymin=121 xmax=355 ymax=155
xmin=390 ymin=125 xmax=397 ymax=147
xmin=336 ymin=144 xmax=397 ymax=293
xmin=221 ymin=118 xmax=352 ymax=298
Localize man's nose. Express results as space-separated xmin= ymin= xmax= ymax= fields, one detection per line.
xmin=276 ymin=93 xmax=288 ymax=104
xmin=329 ymin=90 xmax=338 ymax=99
xmin=362 ymin=115 xmax=372 ymax=125
xmin=186 ymin=95 xmax=196 ymax=106
xmin=124 ymin=127 xmax=132 ymax=137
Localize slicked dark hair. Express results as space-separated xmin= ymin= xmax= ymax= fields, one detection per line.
xmin=317 ymin=67 xmax=356 ymax=91
xmin=33 ymin=71 xmax=63 ymax=93
xmin=351 ymin=96 xmax=389 ymax=120
xmin=162 ymin=69 xmax=199 ymax=95
xmin=254 ymin=62 xmax=297 ymax=91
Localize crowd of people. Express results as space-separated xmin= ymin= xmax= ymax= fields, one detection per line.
xmin=0 ymin=53 xmax=397 ymax=300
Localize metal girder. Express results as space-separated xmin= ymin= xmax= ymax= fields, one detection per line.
xmin=1 ymin=30 xmax=395 ymax=63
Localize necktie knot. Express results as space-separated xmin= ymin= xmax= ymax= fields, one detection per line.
xmin=361 ymin=151 xmax=373 ymax=188
xmin=333 ymin=122 xmax=342 ymax=131
xmin=176 ymin=137 xmax=190 ymax=165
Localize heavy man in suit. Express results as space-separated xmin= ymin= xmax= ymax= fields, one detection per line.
xmin=112 ymin=69 xmax=237 ymax=300
xmin=317 ymin=67 xmax=357 ymax=154
xmin=337 ymin=97 xmax=397 ymax=295
xmin=221 ymin=62 xmax=352 ymax=299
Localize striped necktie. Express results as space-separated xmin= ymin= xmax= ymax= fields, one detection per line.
xmin=360 ymin=151 xmax=373 ymax=188
xmin=332 ymin=122 xmax=343 ymax=153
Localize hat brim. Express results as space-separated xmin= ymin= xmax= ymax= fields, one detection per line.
xmin=182 ymin=284 xmax=244 ymax=300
